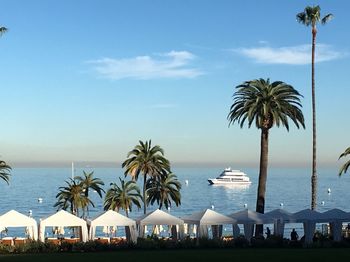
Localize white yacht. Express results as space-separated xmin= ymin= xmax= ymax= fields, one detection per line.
xmin=208 ymin=167 xmax=251 ymax=185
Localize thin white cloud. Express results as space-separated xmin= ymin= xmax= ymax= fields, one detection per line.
xmin=233 ymin=44 xmax=342 ymax=65
xmin=88 ymin=51 xmax=203 ymax=80
xmin=258 ymin=40 xmax=269 ymax=45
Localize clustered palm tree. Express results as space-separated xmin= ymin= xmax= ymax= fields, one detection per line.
xmin=0 ymin=160 xmax=11 ymax=185
xmin=228 ymin=78 xmax=305 ymax=235
xmin=296 ymin=5 xmax=333 ymax=210
xmin=104 ymin=178 xmax=142 ymax=217
xmin=75 ymin=171 xmax=105 ymax=217
xmin=54 ymin=178 xmax=91 ymax=217
xmin=55 ymin=154 xmax=180 ymax=219
xmin=147 ymin=172 xmax=181 ymax=210
xmin=338 ymin=147 xmax=350 ymax=176
xmin=54 ymin=171 xmax=104 ymax=218
xmin=122 ymin=140 xmax=179 ymax=214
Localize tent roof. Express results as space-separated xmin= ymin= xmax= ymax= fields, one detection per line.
xmin=265 ymin=209 xmax=294 ymax=221
xmin=182 ymin=209 xmax=236 ymax=225
xmin=40 ymin=210 xmax=87 ymax=227
xmin=0 ymin=210 xmax=37 ymax=227
xmin=136 ymin=209 xmax=184 ymax=225
xmin=292 ymin=208 xmax=326 ymax=222
xmin=228 ymin=209 xmax=273 ymax=224
xmin=90 ymin=210 xmax=136 ymax=226
xmin=322 ymin=208 xmax=350 ymax=221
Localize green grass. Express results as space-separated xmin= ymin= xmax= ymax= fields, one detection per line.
xmin=1 ymin=248 xmax=350 ymax=262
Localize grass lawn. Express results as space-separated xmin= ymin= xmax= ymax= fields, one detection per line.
xmin=1 ymin=248 xmax=350 ymax=262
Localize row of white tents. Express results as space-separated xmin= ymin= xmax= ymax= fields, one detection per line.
xmin=1 ymin=208 xmax=350 ymax=244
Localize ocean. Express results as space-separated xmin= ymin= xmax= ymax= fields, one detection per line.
xmin=0 ymin=167 xmax=349 ymax=238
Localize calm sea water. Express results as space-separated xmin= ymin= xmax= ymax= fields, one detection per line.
xmin=0 ymin=167 xmax=349 ymax=237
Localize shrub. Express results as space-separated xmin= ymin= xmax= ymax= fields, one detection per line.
xmin=232 ymin=235 xmax=249 ymax=248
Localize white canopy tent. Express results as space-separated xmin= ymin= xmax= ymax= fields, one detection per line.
xmin=292 ymin=208 xmax=326 ymax=244
xmin=88 ymin=210 xmax=137 ymax=243
xmin=265 ymin=209 xmax=294 ymax=237
xmin=39 ymin=210 xmax=88 ymax=242
xmin=322 ymin=208 xmax=350 ymax=242
xmin=182 ymin=209 xmax=236 ymax=238
xmin=136 ymin=209 xmax=184 ymax=240
xmin=229 ymin=209 xmax=273 ymax=241
xmin=0 ymin=210 xmax=38 ymax=240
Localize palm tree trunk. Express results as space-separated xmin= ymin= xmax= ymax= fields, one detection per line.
xmin=255 ymin=128 xmax=269 ymax=236
xmin=311 ymin=27 xmax=317 ymax=210
xmin=143 ymin=174 xmax=147 ymax=214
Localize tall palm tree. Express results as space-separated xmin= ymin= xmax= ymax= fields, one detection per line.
xmin=146 ymin=172 xmax=182 ymax=210
xmin=104 ymin=178 xmax=142 ymax=217
xmin=338 ymin=147 xmax=350 ymax=176
xmin=296 ymin=5 xmax=333 ymax=210
xmin=0 ymin=160 xmax=11 ymax=185
xmin=54 ymin=178 xmax=93 ymax=217
xmin=0 ymin=26 xmax=8 ymax=36
xmin=122 ymin=140 xmax=171 ymax=214
xmin=228 ymin=78 xmax=305 ymax=235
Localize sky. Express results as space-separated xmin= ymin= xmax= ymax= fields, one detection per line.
xmin=0 ymin=0 xmax=349 ymax=168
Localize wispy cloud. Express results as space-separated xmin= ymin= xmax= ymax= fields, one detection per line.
xmin=233 ymin=44 xmax=342 ymax=65
xmin=88 ymin=51 xmax=203 ymax=80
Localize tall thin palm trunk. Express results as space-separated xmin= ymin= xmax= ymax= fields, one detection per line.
xmin=255 ymin=128 xmax=269 ymax=236
xmin=143 ymin=174 xmax=147 ymax=214
xmin=311 ymin=27 xmax=317 ymax=210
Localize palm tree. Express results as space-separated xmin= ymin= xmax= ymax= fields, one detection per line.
xmin=104 ymin=178 xmax=142 ymax=217
xmin=146 ymin=173 xmax=182 ymax=210
xmin=75 ymin=171 xmax=105 ymax=217
xmin=54 ymin=178 xmax=93 ymax=217
xmin=0 ymin=26 xmax=7 ymax=36
xmin=75 ymin=171 xmax=105 ymax=198
xmin=122 ymin=140 xmax=171 ymax=214
xmin=296 ymin=5 xmax=333 ymax=211
xmin=0 ymin=160 xmax=11 ymax=185
xmin=228 ymin=78 xmax=305 ymax=235
xmin=338 ymin=147 xmax=350 ymax=176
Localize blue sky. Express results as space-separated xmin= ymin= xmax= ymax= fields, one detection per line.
xmin=0 ymin=0 xmax=349 ymax=167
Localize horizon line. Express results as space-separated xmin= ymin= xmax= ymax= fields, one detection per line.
xmin=8 ymin=160 xmax=339 ymax=169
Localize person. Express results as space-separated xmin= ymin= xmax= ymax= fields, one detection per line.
xmin=265 ymin=227 xmax=271 ymax=238
xmin=291 ymin=228 xmax=299 ymax=241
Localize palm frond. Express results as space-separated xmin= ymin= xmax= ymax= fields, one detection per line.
xmin=322 ymin=13 xmax=334 ymax=25
xmin=338 ymin=147 xmax=350 ymax=176
xmin=0 ymin=160 xmax=11 ymax=185
xmin=0 ymin=26 xmax=8 ymax=36
xmin=228 ymin=79 xmax=305 ymax=131
xmin=297 ymin=5 xmax=332 ymax=28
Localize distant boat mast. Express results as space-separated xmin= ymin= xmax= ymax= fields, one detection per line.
xmin=71 ymin=162 xmax=75 ymax=180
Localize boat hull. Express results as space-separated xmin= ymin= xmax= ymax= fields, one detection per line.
xmin=208 ymin=179 xmax=251 ymax=185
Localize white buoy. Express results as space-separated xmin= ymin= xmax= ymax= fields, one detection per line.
xmin=321 ymin=201 xmax=325 ymax=205
xmin=211 ymin=205 xmax=215 ymax=210
xmin=185 ymin=180 xmax=189 ymax=185
xmin=28 ymin=210 xmax=32 ymax=217
xmin=38 ymin=198 xmax=43 ymax=203
xmin=280 ymin=203 xmax=284 ymax=208
xmin=244 ymin=203 xmax=248 ymax=208
xmin=327 ymin=188 xmax=331 ymax=194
